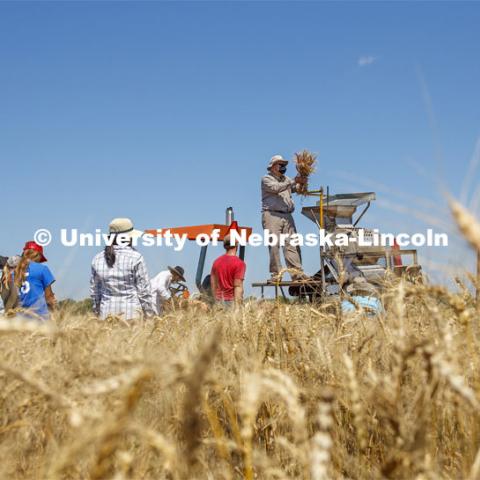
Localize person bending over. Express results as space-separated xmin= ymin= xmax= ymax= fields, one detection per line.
xmin=150 ymin=265 xmax=186 ymax=315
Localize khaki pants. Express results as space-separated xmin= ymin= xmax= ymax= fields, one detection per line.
xmin=262 ymin=211 xmax=302 ymax=277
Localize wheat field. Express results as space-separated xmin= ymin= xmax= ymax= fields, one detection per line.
xmin=0 ymin=200 xmax=479 ymax=480
xmin=1 ymin=273 xmax=480 ymax=480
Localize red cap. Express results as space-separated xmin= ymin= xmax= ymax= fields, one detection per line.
xmin=23 ymin=241 xmax=47 ymax=263
xmin=228 ymin=220 xmax=239 ymax=232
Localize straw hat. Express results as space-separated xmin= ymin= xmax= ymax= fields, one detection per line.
xmin=345 ymin=278 xmax=379 ymax=297
xmin=109 ymin=218 xmax=144 ymax=239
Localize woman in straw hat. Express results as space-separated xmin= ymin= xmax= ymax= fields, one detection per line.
xmin=90 ymin=218 xmax=154 ymax=320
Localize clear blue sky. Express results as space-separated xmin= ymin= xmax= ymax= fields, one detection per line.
xmin=1 ymin=1 xmax=479 ymax=299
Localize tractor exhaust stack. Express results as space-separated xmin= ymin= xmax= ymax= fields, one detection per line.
xmin=226 ymin=207 xmax=234 ymax=225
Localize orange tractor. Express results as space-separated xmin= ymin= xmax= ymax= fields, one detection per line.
xmin=146 ymin=208 xmax=252 ymax=299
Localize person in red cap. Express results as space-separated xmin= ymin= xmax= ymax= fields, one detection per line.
xmin=13 ymin=241 xmax=56 ymax=319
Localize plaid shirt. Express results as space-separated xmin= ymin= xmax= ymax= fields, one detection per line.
xmin=90 ymin=246 xmax=154 ymax=320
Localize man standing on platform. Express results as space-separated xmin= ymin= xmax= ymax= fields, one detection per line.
xmin=261 ymin=154 xmax=307 ymax=281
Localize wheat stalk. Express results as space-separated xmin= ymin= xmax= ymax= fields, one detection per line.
xmin=450 ymin=199 xmax=480 ymax=251
xmin=181 ymin=326 xmax=221 ymax=473
xmin=344 ymin=354 xmax=368 ymax=451
xmin=310 ymin=389 xmax=335 ymax=480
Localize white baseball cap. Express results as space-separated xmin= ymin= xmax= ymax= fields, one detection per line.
xmin=267 ymin=154 xmax=289 ymax=170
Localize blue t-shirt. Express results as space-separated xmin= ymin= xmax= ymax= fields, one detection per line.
xmin=18 ymin=262 xmax=55 ymax=318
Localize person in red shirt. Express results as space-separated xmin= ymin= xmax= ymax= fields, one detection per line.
xmin=210 ymin=235 xmax=246 ymax=305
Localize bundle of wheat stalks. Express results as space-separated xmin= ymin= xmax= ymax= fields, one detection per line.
xmin=294 ymin=149 xmax=317 ymax=195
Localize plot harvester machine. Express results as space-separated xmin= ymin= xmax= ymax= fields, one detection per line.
xmin=253 ymin=188 xmax=422 ymax=301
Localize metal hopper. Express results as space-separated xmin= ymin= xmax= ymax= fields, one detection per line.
xmin=301 ymin=192 xmax=376 ymax=230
